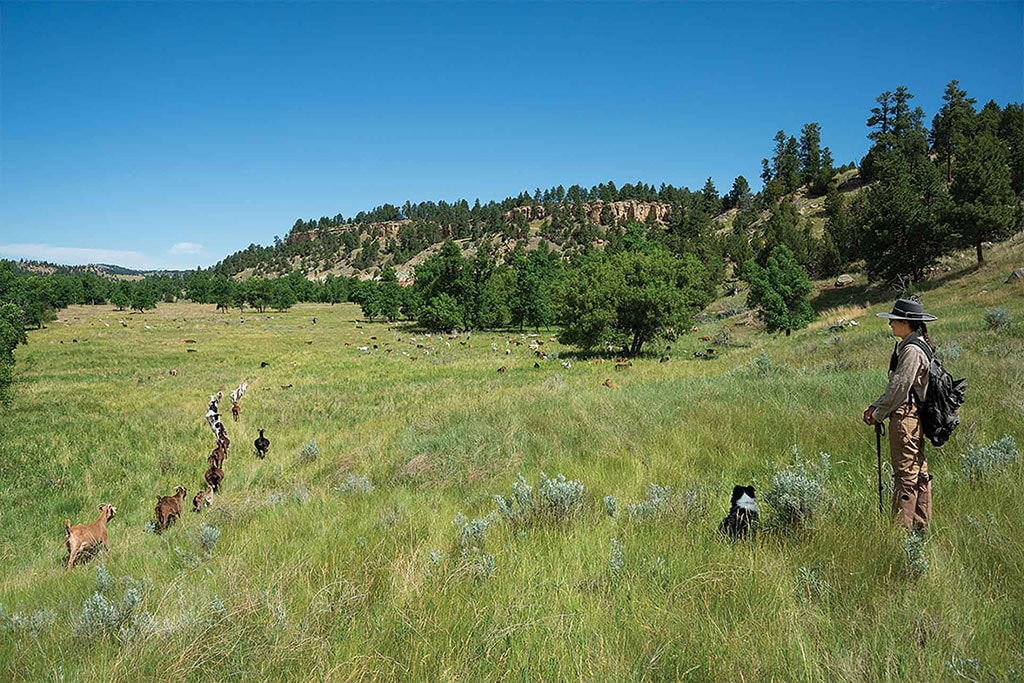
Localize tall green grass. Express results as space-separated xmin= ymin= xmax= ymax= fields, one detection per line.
xmin=1 ymin=239 xmax=1022 ymax=680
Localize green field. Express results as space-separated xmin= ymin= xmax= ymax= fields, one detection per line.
xmin=1 ymin=241 xmax=1023 ymax=681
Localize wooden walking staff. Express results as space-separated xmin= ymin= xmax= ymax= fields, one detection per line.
xmin=875 ymin=422 xmax=886 ymax=515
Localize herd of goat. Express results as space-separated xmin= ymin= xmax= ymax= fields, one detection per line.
xmin=63 ymin=379 xmax=271 ymax=570
xmin=62 ymin=325 xmax=747 ymax=570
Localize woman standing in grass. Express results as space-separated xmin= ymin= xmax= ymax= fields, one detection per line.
xmin=863 ymin=299 xmax=936 ymax=530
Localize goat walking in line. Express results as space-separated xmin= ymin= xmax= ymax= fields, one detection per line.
xmin=64 ymin=504 xmax=117 ymax=570
xmin=254 ymin=429 xmax=270 ymax=459
xmin=154 ymin=486 xmax=187 ymax=532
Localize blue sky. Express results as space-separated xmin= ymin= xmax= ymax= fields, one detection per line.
xmin=1 ymin=1 xmax=1021 ymax=271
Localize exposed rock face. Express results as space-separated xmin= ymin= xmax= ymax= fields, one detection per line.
xmin=586 ymin=201 xmax=672 ymax=225
xmin=834 ymin=274 xmax=855 ymax=288
xmin=1006 ymin=268 xmax=1024 ymax=283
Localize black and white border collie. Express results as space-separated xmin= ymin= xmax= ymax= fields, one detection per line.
xmin=719 ymin=485 xmax=759 ymax=539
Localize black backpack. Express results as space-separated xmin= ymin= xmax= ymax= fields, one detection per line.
xmin=894 ymin=338 xmax=967 ymax=447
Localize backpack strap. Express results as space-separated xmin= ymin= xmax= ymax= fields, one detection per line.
xmin=903 ymin=337 xmax=934 ymax=362
xmin=902 ymin=337 xmax=933 ymax=407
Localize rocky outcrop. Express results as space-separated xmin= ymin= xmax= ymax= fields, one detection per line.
xmin=586 ymin=200 xmax=672 ymax=225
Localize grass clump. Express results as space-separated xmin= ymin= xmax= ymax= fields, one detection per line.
xmin=959 ymin=435 xmax=1019 ymax=482
xmin=764 ymin=448 xmax=832 ymax=530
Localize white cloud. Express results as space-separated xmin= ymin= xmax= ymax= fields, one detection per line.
xmin=0 ymin=243 xmax=152 ymax=269
xmin=169 ymin=242 xmax=204 ymax=255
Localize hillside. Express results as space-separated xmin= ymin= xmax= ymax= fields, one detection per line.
xmin=1 ymin=235 xmax=1021 ymax=679
xmin=215 ymin=170 xmax=865 ymax=282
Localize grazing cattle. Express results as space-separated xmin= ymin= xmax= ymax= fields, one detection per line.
xmin=155 ymin=486 xmax=187 ymax=532
xmin=65 ymin=504 xmax=117 ymax=570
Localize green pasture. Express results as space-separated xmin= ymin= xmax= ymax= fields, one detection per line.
xmin=1 ymin=241 xmax=1022 ymax=681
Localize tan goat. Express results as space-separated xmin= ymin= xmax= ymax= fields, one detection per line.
xmin=192 ymin=484 xmax=214 ymax=512
xmin=154 ymin=486 xmax=187 ymax=532
xmin=64 ymin=504 xmax=117 ymax=570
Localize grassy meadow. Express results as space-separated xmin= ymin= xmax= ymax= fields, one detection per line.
xmin=1 ymin=240 xmax=1023 ymax=681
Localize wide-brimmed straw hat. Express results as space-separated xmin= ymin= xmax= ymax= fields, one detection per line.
xmin=876 ymin=298 xmax=937 ymax=322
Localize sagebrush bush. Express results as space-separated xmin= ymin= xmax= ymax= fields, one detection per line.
xmin=494 ymin=472 xmax=584 ymax=527
xmin=197 ymin=523 xmax=221 ymax=553
xmin=935 ymin=340 xmax=963 ymax=361
xmin=960 ymin=435 xmax=1019 ymax=481
xmin=984 ymin=307 xmax=1015 ymax=331
xmin=298 ymin=438 xmax=320 ymax=463
xmin=603 ymin=495 xmax=617 ymax=518
xmin=0 ymin=604 xmax=56 ymax=635
xmin=453 ymin=513 xmax=492 ymax=549
xmin=334 ymin=472 xmax=373 ymax=494
xmin=764 ymin=448 xmax=832 ymax=529
xmin=625 ymin=483 xmax=672 ymax=519
xmin=752 ymin=350 xmax=775 ymax=377
xmin=75 ymin=567 xmax=151 ymax=641
xmin=903 ymin=532 xmax=928 ymax=578
xmin=607 ymin=538 xmax=625 ymax=585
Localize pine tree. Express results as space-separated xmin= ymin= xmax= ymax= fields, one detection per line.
xmin=929 ymin=80 xmax=977 ymax=185
xmin=742 ymin=245 xmax=814 ymax=336
xmin=949 ymin=129 xmax=1017 ymax=264
xmin=799 ymin=122 xmax=822 ymax=187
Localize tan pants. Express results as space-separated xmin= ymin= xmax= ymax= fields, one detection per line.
xmin=889 ymin=404 xmax=932 ymax=528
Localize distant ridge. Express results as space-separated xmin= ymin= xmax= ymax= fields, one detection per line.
xmin=6 ymin=259 xmax=187 ymax=278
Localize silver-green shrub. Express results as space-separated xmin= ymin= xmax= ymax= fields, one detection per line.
xmin=752 ymin=350 xmax=775 ymax=377
xmin=625 ymin=483 xmax=671 ymax=519
xmin=494 ymin=472 xmax=584 ymax=527
xmin=0 ymin=604 xmax=56 ymax=636
xmin=935 ymin=340 xmax=963 ymax=361
xmin=75 ymin=567 xmax=151 ymax=641
xmin=453 ymin=513 xmax=492 ymax=550
xmin=903 ymin=532 xmax=928 ymax=578
xmin=960 ymin=435 xmax=1018 ymax=481
xmin=298 ymin=439 xmax=320 ymax=464
xmin=607 ymin=538 xmax=625 ymax=585
xmin=197 ymin=523 xmax=221 ymax=553
xmin=984 ymin=307 xmax=1015 ymax=331
xmin=334 ymin=472 xmax=373 ymax=494
xmin=764 ymin=448 xmax=832 ymax=529
xmin=603 ymin=495 xmax=618 ymax=518
xmin=540 ymin=472 xmax=584 ymax=520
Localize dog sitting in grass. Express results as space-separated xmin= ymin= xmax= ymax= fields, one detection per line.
xmin=719 ymin=485 xmax=759 ymax=539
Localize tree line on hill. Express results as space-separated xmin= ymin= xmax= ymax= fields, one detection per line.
xmin=1 ymin=80 xmax=1020 ymax=398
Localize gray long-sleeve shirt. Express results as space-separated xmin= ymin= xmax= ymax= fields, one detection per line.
xmin=871 ymin=330 xmax=931 ymax=421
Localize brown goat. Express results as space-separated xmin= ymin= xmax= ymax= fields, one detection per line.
xmin=231 ymin=401 xmax=240 ymax=421
xmin=205 ymin=454 xmax=224 ymax=493
xmin=64 ymin=504 xmax=117 ymax=570
xmin=603 ymin=378 xmax=618 ymax=389
xmin=192 ymin=484 xmax=214 ymax=512
xmin=154 ymin=486 xmax=187 ymax=532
